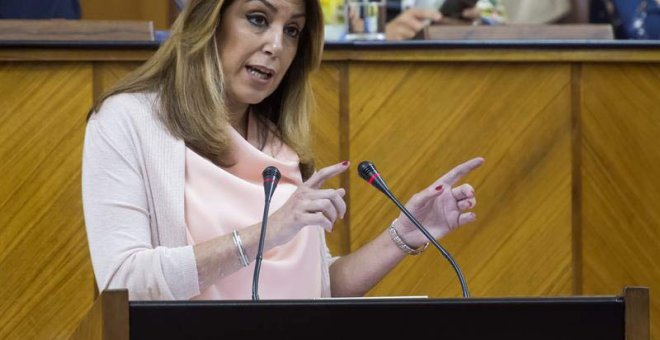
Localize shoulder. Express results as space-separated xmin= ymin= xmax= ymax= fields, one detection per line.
xmin=88 ymin=92 xmax=170 ymax=140
xmin=91 ymin=92 xmax=159 ymax=126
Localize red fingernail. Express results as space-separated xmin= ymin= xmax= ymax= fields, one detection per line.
xmin=342 ymin=161 xmax=349 ymax=166
xmin=435 ymin=185 xmax=444 ymax=192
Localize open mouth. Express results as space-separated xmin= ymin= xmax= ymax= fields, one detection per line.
xmin=246 ymin=65 xmax=273 ymax=80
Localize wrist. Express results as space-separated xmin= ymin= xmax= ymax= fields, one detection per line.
xmin=389 ymin=219 xmax=429 ymax=255
xmin=267 ymin=217 xmax=303 ymax=249
xmin=393 ymin=218 xmax=429 ymax=249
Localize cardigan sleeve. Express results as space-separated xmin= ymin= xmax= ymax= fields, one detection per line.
xmin=82 ymin=96 xmax=200 ymax=300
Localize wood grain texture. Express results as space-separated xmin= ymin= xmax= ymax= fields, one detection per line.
xmin=1 ymin=48 xmax=658 ymax=63
xmin=0 ymin=62 xmax=95 ymax=339
xmin=79 ymin=0 xmax=171 ymax=30
xmin=625 ymin=287 xmax=651 ymax=340
xmin=93 ymin=61 xmax=144 ymax=99
xmin=0 ymin=49 xmax=156 ymax=62
xmin=310 ymin=63 xmax=348 ymax=255
xmin=581 ymin=63 xmax=660 ymax=340
xmin=322 ymin=49 xmax=660 ymax=63
xmin=348 ymin=62 xmax=573 ymax=298
xmin=70 ymin=290 xmax=129 ymax=340
xmin=0 ymin=20 xmax=154 ymax=41
xmin=1 ymin=47 xmax=659 ymax=339
xmin=571 ymin=64 xmax=583 ymax=295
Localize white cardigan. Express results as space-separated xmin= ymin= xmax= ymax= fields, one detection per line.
xmin=82 ymin=93 xmax=333 ymax=300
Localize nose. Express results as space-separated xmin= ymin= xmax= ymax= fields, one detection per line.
xmin=262 ymin=28 xmax=283 ymax=56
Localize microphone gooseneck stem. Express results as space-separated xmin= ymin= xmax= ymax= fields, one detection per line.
xmin=252 ymin=197 xmax=271 ymax=301
xmin=384 ymin=191 xmax=470 ymax=298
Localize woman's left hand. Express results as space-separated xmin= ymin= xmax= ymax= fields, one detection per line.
xmin=394 ymin=157 xmax=484 ymax=248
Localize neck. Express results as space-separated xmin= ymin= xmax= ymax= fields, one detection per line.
xmin=226 ymin=99 xmax=249 ymax=139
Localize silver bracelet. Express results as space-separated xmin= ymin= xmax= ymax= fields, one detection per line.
xmin=388 ymin=220 xmax=429 ymax=256
xmin=232 ymin=230 xmax=249 ymax=267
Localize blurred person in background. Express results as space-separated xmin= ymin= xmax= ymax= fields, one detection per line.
xmin=385 ymin=0 xmax=609 ymax=40
xmin=0 ymin=0 xmax=80 ymax=19
xmin=499 ymin=0 xmax=573 ymax=24
xmin=590 ymin=0 xmax=660 ymax=39
xmin=385 ymin=0 xmax=481 ymax=40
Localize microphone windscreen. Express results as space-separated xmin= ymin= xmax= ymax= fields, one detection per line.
xmin=358 ymin=161 xmax=390 ymax=194
xmin=262 ymin=166 xmax=281 ymax=181
xmin=358 ymin=161 xmax=378 ymax=182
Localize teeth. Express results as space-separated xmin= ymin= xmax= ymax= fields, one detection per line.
xmin=247 ymin=66 xmax=271 ymax=79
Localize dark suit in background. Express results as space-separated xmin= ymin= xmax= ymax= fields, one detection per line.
xmin=0 ymin=0 xmax=80 ymax=19
xmin=386 ymin=0 xmax=405 ymax=22
xmin=591 ymin=0 xmax=660 ymax=39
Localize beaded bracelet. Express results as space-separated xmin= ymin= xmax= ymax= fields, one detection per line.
xmin=232 ymin=230 xmax=249 ymax=267
xmin=388 ymin=220 xmax=429 ymax=256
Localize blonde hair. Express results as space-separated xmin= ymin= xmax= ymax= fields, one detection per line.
xmin=91 ymin=0 xmax=324 ymax=179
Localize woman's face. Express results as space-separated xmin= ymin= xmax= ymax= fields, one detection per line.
xmin=217 ymin=0 xmax=306 ymax=112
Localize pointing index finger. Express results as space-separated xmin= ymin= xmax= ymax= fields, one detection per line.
xmin=439 ymin=157 xmax=484 ymax=186
xmin=305 ymin=161 xmax=350 ymax=189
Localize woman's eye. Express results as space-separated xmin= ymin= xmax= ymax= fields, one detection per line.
xmin=285 ymin=26 xmax=300 ymax=38
xmin=247 ymin=14 xmax=267 ymax=27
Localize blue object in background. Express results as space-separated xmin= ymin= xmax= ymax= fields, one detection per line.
xmin=0 ymin=0 xmax=81 ymax=19
xmin=154 ymin=30 xmax=171 ymax=43
xmin=591 ymin=0 xmax=660 ymax=39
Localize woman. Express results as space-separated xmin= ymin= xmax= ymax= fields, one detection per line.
xmin=82 ymin=0 xmax=483 ymax=300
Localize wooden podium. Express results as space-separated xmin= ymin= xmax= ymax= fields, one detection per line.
xmin=70 ymin=287 xmax=649 ymax=339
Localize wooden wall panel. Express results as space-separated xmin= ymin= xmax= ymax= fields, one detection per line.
xmin=348 ymin=62 xmax=573 ymax=298
xmin=0 ymin=63 xmax=95 ymax=339
xmin=93 ymin=61 xmax=144 ymax=99
xmin=79 ymin=0 xmax=172 ymax=30
xmin=582 ymin=63 xmax=660 ymax=339
xmin=310 ymin=63 xmax=348 ymax=255
xmin=1 ymin=48 xmax=658 ymax=339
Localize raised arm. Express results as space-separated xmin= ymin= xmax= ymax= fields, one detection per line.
xmin=192 ymin=162 xmax=349 ymax=291
xmin=329 ymin=157 xmax=484 ymax=297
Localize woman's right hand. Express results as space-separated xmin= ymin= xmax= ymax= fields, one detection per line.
xmin=268 ymin=161 xmax=349 ymax=245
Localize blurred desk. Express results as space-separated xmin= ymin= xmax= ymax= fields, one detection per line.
xmin=421 ymin=24 xmax=614 ymax=40
xmin=0 ymin=20 xmax=154 ymax=41
xmin=1 ymin=40 xmax=659 ymax=339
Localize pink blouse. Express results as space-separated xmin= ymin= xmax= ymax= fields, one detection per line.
xmin=184 ymin=113 xmax=323 ymax=300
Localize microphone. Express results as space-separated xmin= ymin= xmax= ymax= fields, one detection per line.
xmin=262 ymin=166 xmax=281 ymax=202
xmin=358 ymin=161 xmax=470 ymax=298
xmin=252 ymin=166 xmax=281 ymax=301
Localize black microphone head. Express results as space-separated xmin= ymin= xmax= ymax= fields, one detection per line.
xmin=357 ymin=161 xmax=390 ymax=194
xmin=262 ymin=166 xmax=281 ymax=181
xmin=358 ymin=161 xmax=378 ymax=182
xmin=262 ymin=166 xmax=281 ymax=202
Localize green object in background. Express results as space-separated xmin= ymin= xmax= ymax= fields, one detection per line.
xmin=321 ymin=0 xmax=345 ymax=24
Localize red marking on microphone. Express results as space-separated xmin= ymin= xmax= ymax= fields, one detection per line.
xmin=264 ymin=178 xmax=274 ymax=183
xmin=368 ymin=173 xmax=380 ymax=185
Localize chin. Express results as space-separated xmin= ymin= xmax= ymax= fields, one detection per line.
xmin=239 ymin=92 xmax=274 ymax=105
